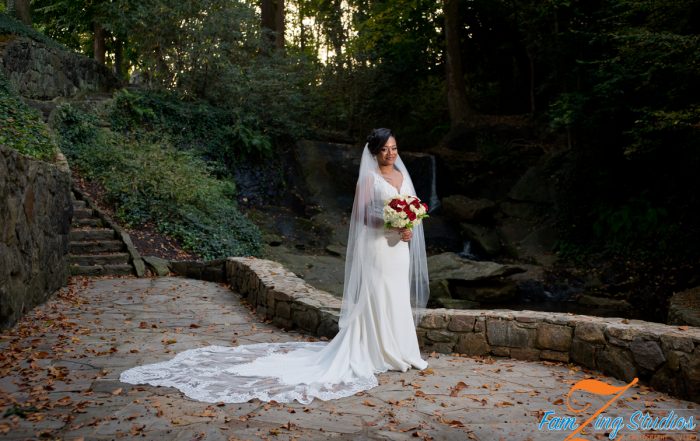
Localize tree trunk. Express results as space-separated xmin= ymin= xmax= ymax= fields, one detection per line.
xmin=274 ymin=0 xmax=285 ymax=51
xmin=261 ymin=0 xmax=284 ymax=52
xmin=7 ymin=0 xmax=32 ymax=26
xmin=114 ymin=36 xmax=124 ymax=80
xmin=94 ymin=23 xmax=106 ymax=65
xmin=444 ymin=0 xmax=471 ymax=127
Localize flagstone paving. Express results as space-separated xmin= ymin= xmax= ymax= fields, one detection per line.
xmin=0 ymin=276 xmax=697 ymax=441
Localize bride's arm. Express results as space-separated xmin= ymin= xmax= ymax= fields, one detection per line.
xmin=357 ymin=175 xmax=384 ymax=229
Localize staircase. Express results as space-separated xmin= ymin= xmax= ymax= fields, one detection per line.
xmin=69 ymin=191 xmax=144 ymax=276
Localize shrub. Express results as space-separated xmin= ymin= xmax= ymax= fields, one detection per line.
xmin=109 ymin=89 xmax=272 ymax=165
xmin=52 ymin=104 xmax=262 ymax=259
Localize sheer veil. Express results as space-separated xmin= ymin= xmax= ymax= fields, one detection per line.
xmin=339 ymin=144 xmax=430 ymax=329
xmin=118 ymin=142 xmax=430 ymax=405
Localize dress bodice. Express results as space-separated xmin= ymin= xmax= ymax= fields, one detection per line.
xmin=370 ymin=171 xmax=406 ymax=221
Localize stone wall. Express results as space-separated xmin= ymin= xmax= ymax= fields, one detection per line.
xmin=224 ymin=256 xmax=700 ymax=403
xmin=227 ymin=258 xmax=341 ymax=338
xmin=0 ymin=145 xmax=73 ymax=328
xmin=0 ymin=36 xmax=119 ymax=99
xmin=416 ymin=309 xmax=699 ymax=402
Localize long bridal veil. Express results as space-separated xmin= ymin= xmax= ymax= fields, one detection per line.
xmin=119 ymin=143 xmax=430 ymax=404
xmin=339 ymin=144 xmax=430 ymax=328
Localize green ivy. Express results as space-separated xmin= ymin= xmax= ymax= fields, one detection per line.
xmin=0 ymin=12 xmax=67 ymax=51
xmin=52 ymin=104 xmax=262 ymax=259
xmin=109 ymin=89 xmax=272 ymax=164
xmin=0 ymin=71 xmax=57 ymax=161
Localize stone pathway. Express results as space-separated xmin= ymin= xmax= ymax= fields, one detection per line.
xmin=0 ymin=277 xmax=697 ymax=441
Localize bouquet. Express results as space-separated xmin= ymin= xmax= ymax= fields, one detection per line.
xmin=383 ymin=195 xmax=429 ymax=229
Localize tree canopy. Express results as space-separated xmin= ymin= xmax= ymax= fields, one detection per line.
xmin=3 ymin=0 xmax=699 ymax=260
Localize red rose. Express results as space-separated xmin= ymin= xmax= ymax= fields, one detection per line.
xmin=421 ymin=202 xmax=428 ymax=211
xmin=403 ymin=205 xmax=417 ymax=221
xmin=389 ymin=199 xmax=401 ymax=211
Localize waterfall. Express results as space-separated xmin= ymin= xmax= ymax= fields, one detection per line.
xmin=458 ymin=241 xmax=476 ymax=259
xmin=428 ymin=155 xmax=441 ymax=213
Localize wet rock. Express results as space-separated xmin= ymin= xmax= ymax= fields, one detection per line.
xmin=578 ymin=294 xmax=632 ymax=310
xmin=452 ymin=282 xmax=517 ymax=303
xmin=459 ymin=223 xmax=502 ymax=256
xmin=434 ymin=298 xmax=481 ymax=309
xmin=429 ymin=279 xmax=451 ymax=300
xmin=668 ymin=286 xmax=700 ymax=327
xmin=427 ymin=253 xmax=522 ymax=281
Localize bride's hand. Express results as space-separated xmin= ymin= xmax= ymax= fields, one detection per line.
xmin=399 ymin=228 xmax=412 ymax=242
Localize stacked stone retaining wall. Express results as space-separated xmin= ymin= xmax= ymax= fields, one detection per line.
xmin=0 ymin=145 xmax=72 ymax=328
xmin=0 ymin=36 xmax=119 ymax=99
xmin=221 ymin=257 xmax=700 ymax=402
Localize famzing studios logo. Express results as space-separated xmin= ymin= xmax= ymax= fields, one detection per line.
xmin=537 ymin=377 xmax=697 ymax=440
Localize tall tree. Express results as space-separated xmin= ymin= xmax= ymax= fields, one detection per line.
xmin=93 ymin=22 xmax=106 ymax=65
xmin=444 ymin=0 xmax=471 ymax=127
xmin=261 ymin=0 xmax=285 ymax=51
xmin=7 ymin=0 xmax=32 ymax=26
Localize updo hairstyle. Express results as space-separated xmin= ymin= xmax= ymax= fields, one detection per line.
xmin=366 ymin=128 xmax=394 ymax=155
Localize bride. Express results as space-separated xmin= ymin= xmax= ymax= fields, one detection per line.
xmin=120 ymin=128 xmax=430 ymax=404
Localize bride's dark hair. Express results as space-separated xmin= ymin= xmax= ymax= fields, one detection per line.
xmin=366 ymin=128 xmax=394 ymax=155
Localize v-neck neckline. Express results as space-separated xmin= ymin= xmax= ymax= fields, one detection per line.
xmin=379 ymin=170 xmax=404 ymax=194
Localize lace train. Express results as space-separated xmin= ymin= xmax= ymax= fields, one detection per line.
xmin=120 ymin=165 xmax=429 ymax=404
xmin=119 ymin=342 xmax=379 ymax=404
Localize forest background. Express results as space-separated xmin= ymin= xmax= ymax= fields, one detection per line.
xmin=2 ymin=0 xmax=699 ymax=320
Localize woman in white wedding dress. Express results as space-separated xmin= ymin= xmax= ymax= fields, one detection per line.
xmin=120 ymin=128 xmax=430 ymax=404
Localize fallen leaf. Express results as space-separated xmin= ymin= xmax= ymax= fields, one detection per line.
xmin=449 ymin=381 xmax=468 ymax=397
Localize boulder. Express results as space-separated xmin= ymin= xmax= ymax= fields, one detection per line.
xmin=441 ymin=195 xmax=496 ymax=223
xmin=451 ymin=281 xmax=517 ymax=303
xmin=143 ymin=256 xmax=171 ymax=277
xmin=578 ymin=294 xmax=632 ymax=312
xmin=459 ymin=223 xmax=502 ymax=256
xmin=668 ymin=286 xmax=700 ymax=327
xmin=434 ymin=298 xmax=481 ymax=309
xmin=427 ymin=252 xmax=522 ymax=282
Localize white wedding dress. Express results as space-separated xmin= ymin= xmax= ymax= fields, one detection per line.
xmin=120 ymin=170 xmax=428 ymax=404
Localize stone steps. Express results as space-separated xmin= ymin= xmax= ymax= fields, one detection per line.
xmin=70 ymin=253 xmax=130 ymax=266
xmin=70 ymin=240 xmax=124 ymax=254
xmin=69 ymin=191 xmax=138 ymax=276
xmin=72 ymin=208 xmax=94 ymax=219
xmin=70 ymin=228 xmax=116 ymax=242
xmin=72 ymin=217 xmax=103 ymax=228
xmin=69 ymin=264 xmax=134 ymax=276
